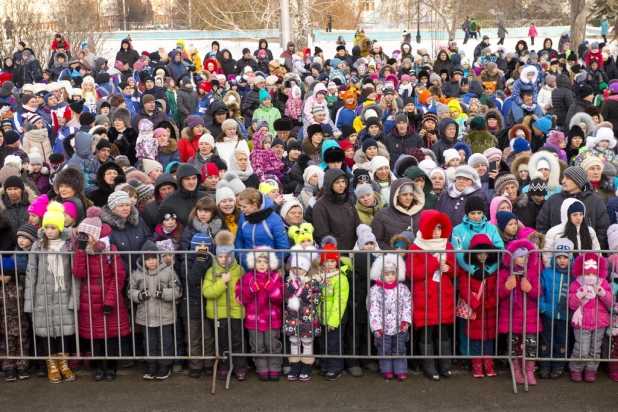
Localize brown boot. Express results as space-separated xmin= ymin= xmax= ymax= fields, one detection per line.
xmin=46 ymin=359 xmax=61 ymax=383
xmin=57 ymin=353 xmax=76 ymax=381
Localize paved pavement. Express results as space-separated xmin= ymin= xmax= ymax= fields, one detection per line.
xmin=2 ymin=362 xmax=617 ymax=411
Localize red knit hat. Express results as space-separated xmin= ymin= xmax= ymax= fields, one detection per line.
xmin=338 ymin=140 xmax=354 ymax=152
xmin=201 ymin=163 xmax=219 ymax=181
xmin=320 ymin=235 xmax=339 ymax=264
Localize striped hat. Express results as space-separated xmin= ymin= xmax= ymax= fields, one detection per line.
xmin=77 ymin=207 xmax=103 ymax=240
xmin=17 ymin=224 xmax=38 ymax=243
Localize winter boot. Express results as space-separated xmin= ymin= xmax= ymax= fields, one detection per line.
xmin=584 ymin=370 xmax=596 ymax=383
xmin=483 ymin=358 xmax=497 ymax=377
xmin=46 ymin=359 xmax=61 ymax=384
xmin=288 ymin=362 xmax=301 ymax=381
xmin=525 ymin=360 xmax=537 ymax=385
xmin=420 ymin=343 xmax=439 ymax=381
xmin=68 ymin=353 xmax=80 ymax=368
xmin=437 ymin=340 xmax=452 ymax=377
xmin=57 ymin=354 xmax=75 ymax=382
xmin=472 ymin=359 xmax=484 ymax=378
xmin=512 ymin=359 xmax=524 ymax=384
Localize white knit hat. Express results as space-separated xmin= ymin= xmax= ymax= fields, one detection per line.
xmin=443 ymin=148 xmax=459 ymax=166
xmin=303 ymin=165 xmax=323 ymax=184
xmin=199 ymin=134 xmax=215 ymax=147
xmin=215 ymin=187 xmax=235 ymax=206
xmin=142 ymin=158 xmax=163 ymax=177
xmin=279 ymin=199 xmax=303 ymax=220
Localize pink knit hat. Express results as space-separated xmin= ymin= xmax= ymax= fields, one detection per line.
xmin=548 ymin=130 xmax=565 ymax=146
xmin=78 ymin=207 xmax=103 ymax=240
xmin=63 ymin=200 xmax=78 ymax=220
xmin=27 ymin=194 xmax=50 ymax=218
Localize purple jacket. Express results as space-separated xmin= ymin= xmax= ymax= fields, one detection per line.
xmin=27 ymin=163 xmax=51 ymax=195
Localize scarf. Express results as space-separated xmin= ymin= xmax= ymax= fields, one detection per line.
xmin=555 ymin=266 xmax=570 ymax=318
xmin=223 ymin=136 xmax=238 ymax=143
xmin=224 ymin=214 xmax=238 ymax=236
xmin=246 ymin=206 xmax=273 ymax=224
xmin=303 ymin=182 xmax=317 ymax=194
xmin=572 ymin=277 xmax=594 ymax=327
xmin=447 ymin=181 xmax=481 ymax=198
xmin=25 ymin=128 xmax=49 ymax=143
xmin=413 ymin=235 xmax=447 ymax=262
xmin=47 ymin=238 xmax=67 ymax=292
xmin=192 ymin=217 xmax=222 ymax=235
xmin=374 ymin=280 xmax=398 ymax=289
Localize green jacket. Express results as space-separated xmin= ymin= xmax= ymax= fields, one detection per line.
xmin=252 ymin=105 xmax=282 ymax=135
xmin=355 ymin=192 xmax=385 ymax=226
xmin=166 ymin=88 xmax=182 ymax=125
xmin=319 ymin=261 xmax=350 ymax=328
xmin=202 ymin=260 xmax=245 ymax=320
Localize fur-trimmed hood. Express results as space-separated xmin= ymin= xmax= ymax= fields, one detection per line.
xmin=159 ymin=137 xmax=178 ymax=155
xmin=0 ymin=185 xmax=37 ymax=212
xmin=501 ymin=238 xmax=538 ymax=268
xmin=511 ymin=191 xmax=529 ymax=209
xmin=519 ymin=65 xmax=538 ymax=84
xmin=360 ymin=103 xmax=384 ymax=124
xmin=510 ymin=155 xmax=530 ymax=186
xmin=353 ymin=143 xmax=390 ymax=164
xmin=508 ymin=124 xmax=532 ymax=142
xmin=100 ymin=204 xmax=140 ymax=230
xmin=528 ymin=150 xmax=561 ymax=189
xmin=559 ymin=198 xmax=583 ymax=224
xmin=370 ymin=253 xmax=406 ymax=281
xmin=485 ymin=108 xmax=504 ymax=130
xmin=418 ymin=209 xmax=451 ymax=239
xmin=245 ymin=246 xmax=279 ymax=271
xmin=569 ymin=112 xmax=595 ymax=133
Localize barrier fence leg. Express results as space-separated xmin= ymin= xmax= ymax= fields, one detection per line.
xmin=508 ymin=357 xmax=518 ymax=394
xmin=211 ymin=357 xmax=218 ymax=394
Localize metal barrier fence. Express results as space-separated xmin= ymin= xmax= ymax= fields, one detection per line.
xmin=1 ymin=247 xmax=616 ymax=394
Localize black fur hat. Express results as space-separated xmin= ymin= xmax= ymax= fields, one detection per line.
xmin=53 ymin=166 xmax=86 ymax=195
xmin=323 ymin=146 xmax=345 ymax=164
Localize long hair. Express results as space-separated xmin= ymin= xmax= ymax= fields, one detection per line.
xmin=562 ymin=218 xmax=593 ymax=251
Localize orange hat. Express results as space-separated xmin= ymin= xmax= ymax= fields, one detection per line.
xmin=483 ymin=82 xmax=496 ymax=91
xmin=419 ymin=89 xmax=431 ymax=104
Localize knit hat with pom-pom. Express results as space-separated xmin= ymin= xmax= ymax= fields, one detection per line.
xmin=42 ymin=201 xmax=66 ymax=232
xmin=78 ymin=206 xmax=103 ymax=240
xmin=320 ymin=235 xmax=339 ymax=264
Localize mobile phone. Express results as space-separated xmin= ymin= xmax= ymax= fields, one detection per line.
xmin=489 ymin=160 xmax=498 ymax=172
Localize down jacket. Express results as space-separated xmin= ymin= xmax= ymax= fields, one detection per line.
xmin=72 ymin=241 xmax=131 ymax=339
xmin=498 ymin=239 xmax=542 ymax=335
xmin=568 ymin=254 xmax=613 ymax=330
xmin=237 ymin=268 xmax=283 ymax=331
xmin=0 ymin=186 xmax=36 ymax=239
xmin=371 ymin=178 xmax=425 ymax=250
xmin=552 ymin=73 xmax=574 ymax=128
xmin=129 ymin=250 xmax=182 ymax=327
xmin=202 ymin=259 xmax=245 ymax=320
xmin=101 ymin=205 xmax=152 ymax=274
xmin=539 ymin=257 xmax=573 ymax=321
xmin=24 ymin=229 xmax=77 ymax=337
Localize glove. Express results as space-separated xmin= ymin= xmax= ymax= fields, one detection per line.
xmin=585 ymin=285 xmax=596 ymax=300
xmin=374 ymin=330 xmax=383 ymax=339
xmin=576 ymin=287 xmax=586 ymax=299
xmin=263 ymin=280 xmax=276 ymax=293
xmin=520 ymin=278 xmax=532 ymax=293
xmin=155 ymin=286 xmax=164 ymax=300
xmin=249 ymin=282 xmax=261 ymax=294
xmin=77 ymin=232 xmax=89 ymax=251
xmin=472 ymin=267 xmax=485 ymax=281
xmin=597 ymin=286 xmax=607 ymax=297
xmin=400 ymin=322 xmax=410 ymax=333
xmin=292 ymin=279 xmax=301 ymax=290
xmin=103 ymin=305 xmax=113 ymax=316
xmin=138 ymin=290 xmax=150 ymax=301
xmin=505 ymin=275 xmax=517 ymax=291
xmin=483 ymin=300 xmax=492 ymax=309
xmin=195 ymin=249 xmax=208 ymax=264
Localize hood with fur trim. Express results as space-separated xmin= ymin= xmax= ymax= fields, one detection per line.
xmin=390 ymin=178 xmax=425 ymax=216
xmin=484 ymin=108 xmax=504 ymax=130
xmin=559 ymin=198 xmax=583 ymax=224
xmin=100 ymin=204 xmax=140 ymax=230
xmin=370 ymin=253 xmax=406 ymax=282
xmin=510 ymin=155 xmax=530 ymax=186
xmin=528 ymin=150 xmax=561 ymax=189
xmin=0 ymin=185 xmax=37 ymax=213
xmin=569 ymin=112 xmax=595 ymax=133
xmin=159 ymin=137 xmax=178 ymax=155
xmin=418 ymin=209 xmax=452 ymax=240
xmin=245 ymin=246 xmax=279 ymax=271
xmin=360 ymin=103 xmax=384 ymax=124
xmin=572 ymin=252 xmax=607 ymax=278
xmin=501 ymin=238 xmax=538 ymax=268
xmin=519 ymin=65 xmax=538 ymax=84
xmin=508 ymin=124 xmax=532 ymax=142
xmin=517 ymin=227 xmax=546 ymax=249
xmin=95 ymin=162 xmax=125 ymax=188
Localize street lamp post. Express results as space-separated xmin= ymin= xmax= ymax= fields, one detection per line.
xmin=416 ymin=0 xmax=421 ymax=43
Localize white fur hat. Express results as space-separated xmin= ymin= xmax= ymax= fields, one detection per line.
xmin=370 ymin=253 xmax=406 ymax=282
xmin=593 ymin=127 xmax=616 ymax=149
xmin=246 ymin=246 xmax=279 ymax=270
xmin=443 ymin=148 xmax=459 ymax=166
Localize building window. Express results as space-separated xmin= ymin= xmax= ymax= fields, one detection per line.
xmin=364 ymin=0 xmax=375 ymax=11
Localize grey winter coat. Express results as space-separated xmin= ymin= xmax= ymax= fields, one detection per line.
xmin=24 ymin=229 xmax=78 ymax=338
xmin=497 ymin=21 xmax=508 ymax=38
xmin=66 ymin=132 xmax=99 ymax=188
xmin=536 ymin=189 xmax=610 ymax=249
xmin=101 ymin=205 xmax=152 ymax=274
xmin=371 ymin=178 xmax=425 ymax=250
xmin=129 ymin=259 xmax=181 ymax=327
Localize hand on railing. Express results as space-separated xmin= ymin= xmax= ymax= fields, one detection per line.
xmin=520 ymin=278 xmax=532 ymax=293
xmin=505 ymin=275 xmax=516 ymax=291
xmin=596 ymin=286 xmax=607 ymax=298
xmin=103 ymin=305 xmax=113 ymax=316
xmin=155 ymin=286 xmax=164 ymax=300
xmin=249 ymin=282 xmax=261 ymax=294
xmin=138 ymin=289 xmax=151 ymax=301
xmin=221 ymin=272 xmax=231 ymax=283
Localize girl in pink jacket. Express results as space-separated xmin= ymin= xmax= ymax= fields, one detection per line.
xmin=568 ymin=253 xmax=613 ymax=383
xmin=236 ymin=247 xmax=283 ymax=381
xmin=498 ymin=239 xmax=541 ymax=385
xmin=528 ymin=23 xmax=538 ymax=46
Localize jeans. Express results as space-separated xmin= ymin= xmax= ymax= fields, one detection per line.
xmin=469 ymin=339 xmax=494 ymax=356
xmin=511 ymin=102 xmax=543 ymax=123
xmin=539 ymin=316 xmax=567 ymax=369
xmin=375 ymin=333 xmax=408 ymax=375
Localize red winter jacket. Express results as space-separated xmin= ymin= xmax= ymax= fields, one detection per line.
xmin=52 ymin=39 xmax=70 ymax=52
xmin=72 ymin=242 xmax=131 ymax=339
xmin=407 ymin=242 xmax=456 ymax=328
xmin=458 ymin=271 xmax=498 ymax=341
xmin=178 ymin=136 xmax=200 ymax=163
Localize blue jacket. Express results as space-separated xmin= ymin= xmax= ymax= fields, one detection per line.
xmin=335 ymin=107 xmax=355 ymax=130
xmin=194 ymin=96 xmax=209 ymax=116
xmin=121 ymin=93 xmax=137 ymax=115
xmin=235 ymin=194 xmax=290 ymax=269
xmin=539 ymin=258 xmax=572 ymax=320
xmin=12 ymin=247 xmax=28 ymax=273
xmin=451 ymin=215 xmax=504 ymax=272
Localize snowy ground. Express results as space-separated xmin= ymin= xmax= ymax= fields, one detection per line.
xmin=95 ymin=29 xmax=617 ymax=65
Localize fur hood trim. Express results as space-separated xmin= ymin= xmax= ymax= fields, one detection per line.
xmin=370 ymin=253 xmax=406 ymax=282
xmin=100 ymin=204 xmax=140 ymax=230
xmin=0 ymin=186 xmax=37 ymax=213
xmin=245 ymin=246 xmax=279 ymax=271
xmin=528 ymin=151 xmax=561 ymax=189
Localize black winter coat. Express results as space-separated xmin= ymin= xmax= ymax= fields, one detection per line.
xmin=107 ymin=127 xmax=139 ymax=166
xmin=600 ymin=97 xmax=618 ymax=133
xmin=86 ymin=163 xmax=125 ymax=207
xmin=235 ymin=57 xmax=258 ymax=75
xmin=383 ymin=126 xmax=423 ymax=169
xmin=552 ymin=74 xmax=574 ymax=128
xmin=242 ymin=86 xmax=261 ymax=119
xmin=18 ymin=56 xmax=42 ymax=87
xmin=159 ymin=166 xmax=208 ymax=227
xmin=564 ymin=96 xmax=592 ymax=131
xmin=179 ymin=252 xmax=211 ymax=319
xmin=101 ymin=205 xmax=152 ymax=274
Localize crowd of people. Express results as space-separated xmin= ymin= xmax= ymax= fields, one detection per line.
xmin=1 ymin=26 xmax=618 ymax=387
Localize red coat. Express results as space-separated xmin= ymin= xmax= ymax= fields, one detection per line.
xmin=72 ymin=242 xmax=131 ymax=339
xmin=458 ymin=272 xmax=498 ymax=340
xmin=178 ymin=136 xmax=199 ymax=163
xmin=407 ymin=242 xmax=456 ymax=328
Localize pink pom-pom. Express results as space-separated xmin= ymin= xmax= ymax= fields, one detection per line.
xmin=86 ymin=206 xmax=102 ymax=218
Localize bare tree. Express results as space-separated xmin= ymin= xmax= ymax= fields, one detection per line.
xmin=570 ymin=0 xmax=593 ymax=48
xmin=0 ymin=0 xmax=51 ymax=65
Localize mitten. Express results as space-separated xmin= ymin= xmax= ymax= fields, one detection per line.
xmin=483 ymin=300 xmax=492 ymax=309
xmin=585 ymin=285 xmax=597 ymax=300
xmin=596 ymin=286 xmax=607 ymax=297
xmin=155 ymin=286 xmax=164 ymax=300
xmin=249 ymin=282 xmax=261 ymax=294
xmin=263 ymin=280 xmax=276 ymax=293
xmin=520 ymin=278 xmax=532 ymax=293
xmin=374 ymin=330 xmax=383 ymax=339
xmin=576 ymin=287 xmax=586 ymax=299
xmin=400 ymin=322 xmax=410 ymax=333
xmin=138 ymin=290 xmax=150 ymax=301
xmin=103 ymin=305 xmax=113 ymax=316
xmin=505 ymin=275 xmax=516 ymax=291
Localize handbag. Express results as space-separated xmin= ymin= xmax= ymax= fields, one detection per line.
xmin=456 ymin=280 xmax=485 ymax=320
